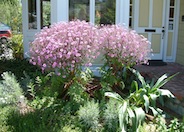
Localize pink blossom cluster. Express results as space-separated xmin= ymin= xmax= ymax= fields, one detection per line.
xmin=100 ymin=25 xmax=151 ymax=66
xmin=30 ymin=20 xmax=101 ymax=75
xmin=30 ymin=20 xmax=151 ymax=76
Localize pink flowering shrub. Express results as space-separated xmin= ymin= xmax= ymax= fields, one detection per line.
xmin=30 ymin=20 xmax=100 ymax=77
xmin=99 ymin=25 xmax=151 ymax=96
xmin=100 ymin=25 xmax=151 ymax=69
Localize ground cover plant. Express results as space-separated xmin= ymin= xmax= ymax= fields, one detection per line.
xmin=0 ymin=20 xmax=183 ymax=131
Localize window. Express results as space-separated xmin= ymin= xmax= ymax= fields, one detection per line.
xmin=41 ymin=0 xmax=51 ymax=28
xmin=69 ymin=0 xmax=90 ymax=21
xmin=95 ymin=0 xmax=116 ymax=25
xmin=129 ymin=0 xmax=133 ymax=28
xmin=168 ymin=0 xmax=175 ymax=30
xmin=28 ymin=0 xmax=37 ymax=29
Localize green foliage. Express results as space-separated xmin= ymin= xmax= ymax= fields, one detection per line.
xmin=168 ymin=118 xmax=184 ymax=132
xmin=77 ymin=100 xmax=100 ymax=131
xmin=103 ymin=99 xmax=119 ymax=131
xmin=105 ymin=68 xmax=179 ymax=132
xmin=29 ymin=96 xmax=55 ymax=110
xmin=0 ymin=106 xmax=16 ymax=132
xmin=100 ymin=0 xmax=116 ymax=24
xmin=100 ymin=66 xmax=125 ymax=97
xmin=0 ymin=0 xmax=22 ymax=32
xmin=130 ymin=68 xmax=178 ymax=115
xmin=105 ymin=92 xmax=145 ymax=132
xmin=0 ymin=72 xmax=23 ymax=105
xmin=9 ymin=34 xmax=23 ymax=59
xmin=6 ymin=104 xmax=69 ymax=132
xmin=61 ymin=125 xmax=81 ymax=132
xmin=0 ymin=59 xmax=42 ymax=80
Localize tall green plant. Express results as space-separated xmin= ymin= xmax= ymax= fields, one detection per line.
xmin=105 ymin=68 xmax=178 ymax=131
xmin=105 ymin=92 xmax=145 ymax=132
xmin=77 ymin=100 xmax=100 ymax=131
xmin=0 ymin=72 xmax=23 ymax=105
xmin=130 ymin=68 xmax=178 ymax=115
xmin=9 ymin=34 xmax=23 ymax=59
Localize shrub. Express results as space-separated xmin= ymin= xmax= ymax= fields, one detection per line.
xmin=9 ymin=34 xmax=23 ymax=59
xmin=103 ymin=99 xmax=119 ymax=131
xmin=0 ymin=72 xmax=23 ymax=105
xmin=30 ymin=20 xmax=100 ymax=76
xmin=99 ymin=25 xmax=151 ymax=96
xmin=105 ymin=69 xmax=178 ymax=132
xmin=0 ymin=59 xmax=42 ymax=81
xmin=77 ymin=100 xmax=100 ymax=131
xmin=100 ymin=25 xmax=151 ymax=68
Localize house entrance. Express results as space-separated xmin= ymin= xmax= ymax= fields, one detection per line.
xmin=134 ymin=0 xmax=166 ymax=60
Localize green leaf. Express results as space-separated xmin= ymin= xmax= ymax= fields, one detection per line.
xmin=149 ymin=106 xmax=158 ymax=116
xmin=105 ymin=92 xmax=124 ymax=103
xmin=150 ymin=94 xmax=158 ymax=107
xmin=127 ymin=107 xmax=135 ymax=118
xmin=159 ymin=89 xmax=175 ymax=98
xmin=143 ymin=95 xmax=149 ymax=113
xmin=127 ymin=107 xmax=136 ymax=130
xmin=134 ymin=107 xmax=145 ymax=131
xmin=130 ymin=68 xmax=146 ymax=87
xmin=119 ymin=101 xmax=128 ymax=131
xmin=131 ymin=80 xmax=139 ymax=92
xmin=153 ymin=73 xmax=179 ymax=89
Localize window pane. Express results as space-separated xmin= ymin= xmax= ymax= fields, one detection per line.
xmin=69 ymin=0 xmax=89 ymax=21
xmin=129 ymin=18 xmax=132 ymax=28
xmin=41 ymin=0 xmax=51 ymax=28
xmin=95 ymin=0 xmax=116 ymax=25
xmin=169 ymin=8 xmax=174 ymax=18
xmin=28 ymin=0 xmax=37 ymax=29
xmin=170 ymin=0 xmax=175 ymax=6
xmin=130 ymin=0 xmax=133 ymax=4
xmin=130 ymin=6 xmax=132 ymax=16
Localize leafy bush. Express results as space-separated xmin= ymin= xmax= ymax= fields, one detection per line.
xmin=103 ymin=99 xmax=119 ymax=131
xmin=100 ymin=25 xmax=151 ymax=68
xmin=0 ymin=72 xmax=23 ymax=105
xmin=0 ymin=59 xmax=42 ymax=80
xmin=99 ymin=25 xmax=151 ymax=96
xmin=9 ymin=34 xmax=23 ymax=59
xmin=77 ymin=100 xmax=100 ymax=131
xmin=30 ymin=20 xmax=100 ymax=75
xmin=105 ymin=92 xmax=145 ymax=132
xmin=105 ymin=68 xmax=178 ymax=132
xmin=0 ymin=106 xmax=16 ymax=132
xmin=130 ymin=69 xmax=178 ymax=115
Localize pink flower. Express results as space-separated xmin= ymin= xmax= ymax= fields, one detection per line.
xmin=52 ymin=62 xmax=57 ymax=68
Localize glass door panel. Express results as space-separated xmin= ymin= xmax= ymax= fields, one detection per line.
xmin=28 ymin=0 xmax=37 ymax=29
xmin=69 ymin=0 xmax=90 ymax=21
xmin=95 ymin=0 xmax=116 ymax=25
xmin=41 ymin=0 xmax=51 ymax=28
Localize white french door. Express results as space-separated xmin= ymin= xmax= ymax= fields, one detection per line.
xmin=134 ymin=0 xmax=166 ymax=60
